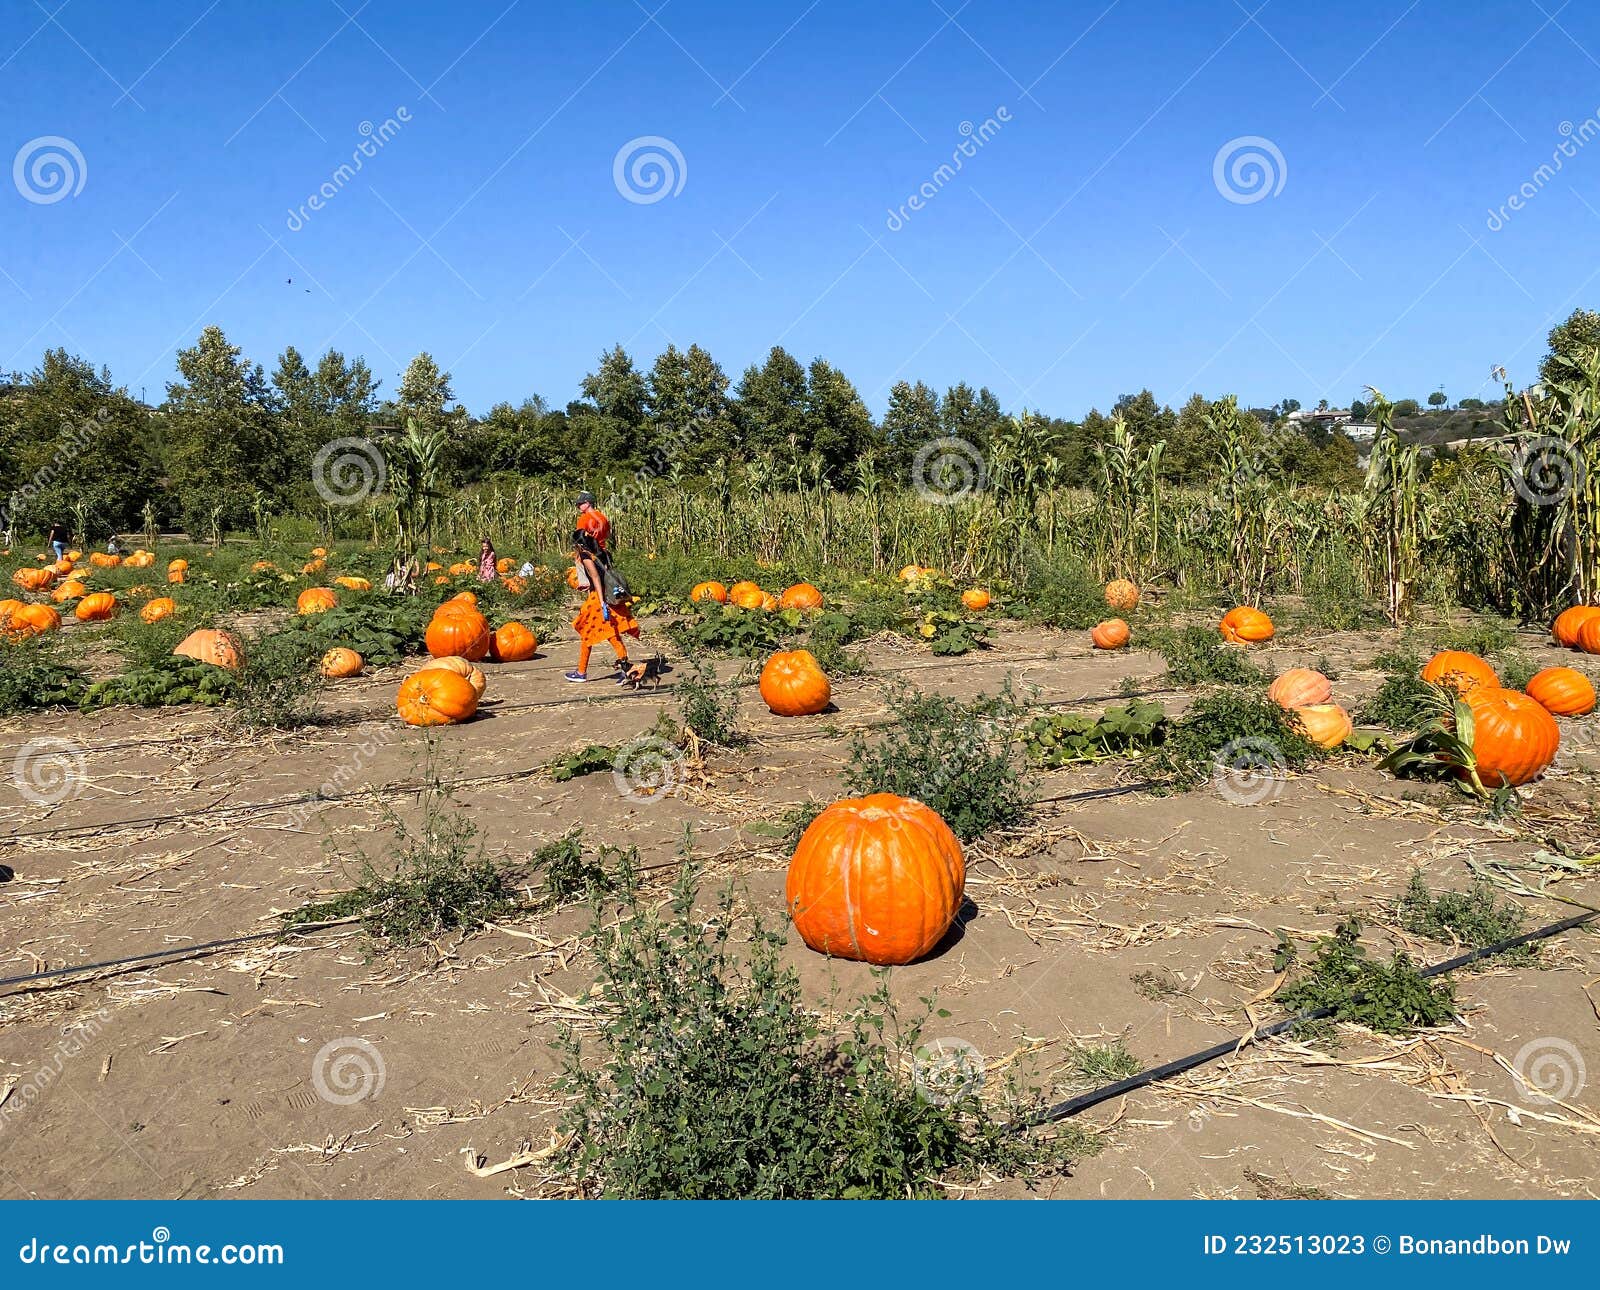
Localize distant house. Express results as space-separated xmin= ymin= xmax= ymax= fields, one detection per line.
xmin=1286 ymin=407 xmax=1353 ymax=428
xmin=1341 ymin=423 xmax=1378 ymax=444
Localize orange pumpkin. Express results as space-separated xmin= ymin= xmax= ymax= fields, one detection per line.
xmin=786 ymin=794 xmax=965 ymax=965
xmin=730 ymin=582 xmax=766 ymax=610
xmin=426 ymin=561 xmax=443 ymax=572
xmin=139 ymin=597 xmax=177 ymax=624
xmin=301 ymin=559 xmax=326 ymax=575
xmin=50 ymin=580 xmax=88 ymax=603
xmin=1461 ymin=689 xmax=1560 ymax=787
xmin=1525 ymin=667 xmax=1596 ymax=717
xmin=691 ymin=581 xmax=728 ymax=603
xmin=311 ymin=546 xmax=328 ymax=558
xmin=779 ymin=583 xmax=824 ymax=611
xmin=173 ymin=628 xmax=241 ymax=669
xmin=88 ymin=552 xmax=121 ymax=568
xmin=334 ymin=575 xmax=372 ymax=592
xmin=167 ymin=558 xmax=188 ymax=574
xmin=417 ymin=655 xmax=487 ymax=698
xmin=1219 ymin=606 xmax=1274 ymax=643
xmin=3 ymin=602 xmax=61 ymax=639
xmin=320 ymin=648 xmax=364 ymax=678
xmin=1269 ymin=667 xmax=1332 ymax=710
xmin=398 ymin=668 xmax=480 ymax=726
xmin=1293 ymin=703 xmax=1353 ymax=749
xmin=1552 ymin=605 xmax=1600 ymax=649
xmin=167 ymin=568 xmax=186 ymax=584
xmin=1578 ymin=617 xmax=1600 ymax=655
xmin=488 ymin=621 xmax=538 ymax=662
xmin=760 ymin=592 xmax=779 ymax=612
xmin=898 ymin=564 xmax=924 ymax=582
xmin=425 ymin=606 xmax=491 ymax=661
xmin=960 ymin=588 xmax=991 ymax=612
xmin=74 ymin=592 xmax=118 ymax=621
xmin=1421 ymin=650 xmax=1498 ymax=695
xmin=1090 ymin=618 xmax=1130 ymax=650
xmin=502 ymin=575 xmax=528 ymax=594
xmin=565 ymin=565 xmax=582 ymax=590
xmin=51 ymin=558 xmax=74 ymax=575
xmin=12 ymin=566 xmax=56 ymax=592
xmin=496 ymin=557 xmax=515 ymax=574
xmin=252 ymin=560 xmax=277 ymax=573
xmin=759 ymin=649 xmax=831 ymax=716
xmin=448 ymin=561 xmax=477 ymax=576
xmin=297 ymin=587 xmax=339 ymax=615
xmin=1104 ymin=579 xmax=1140 ymax=611
xmin=448 ymin=591 xmax=478 ymax=607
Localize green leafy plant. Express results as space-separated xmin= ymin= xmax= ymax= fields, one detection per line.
xmin=914 ymin=609 xmax=992 ymax=655
xmin=532 ymin=829 xmax=615 ymax=907
xmin=1278 ymin=917 xmax=1456 ymax=1035
xmin=1146 ymin=625 xmax=1269 ymax=687
xmin=555 ymin=858 xmax=1092 ymax=1198
xmin=1025 ymin=698 xmax=1167 ymax=767
xmin=666 ymin=603 xmax=791 ymax=657
xmin=231 ymin=628 xmax=325 ymax=731
xmin=676 ymin=654 xmax=744 ymax=747
xmin=0 ymin=640 xmax=88 ymax=714
xmin=1395 ymin=872 xmax=1534 ymax=964
xmin=80 ymin=656 xmax=237 ymax=708
xmin=297 ymin=597 xmax=432 ymax=667
xmin=844 ymin=682 xmax=1036 ymax=842
xmin=1151 ymin=690 xmax=1319 ymax=792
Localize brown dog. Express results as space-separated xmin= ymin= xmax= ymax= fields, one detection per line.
xmin=622 ymin=655 xmax=666 ymax=692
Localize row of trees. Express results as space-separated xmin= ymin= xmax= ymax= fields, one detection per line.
xmin=14 ymin=306 xmax=1583 ymax=540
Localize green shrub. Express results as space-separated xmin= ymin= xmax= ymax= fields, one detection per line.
xmin=677 ymin=655 xmax=744 ymax=747
xmin=1278 ymin=918 xmax=1456 ymax=1035
xmin=231 ymin=629 xmax=325 ymax=731
xmin=1396 ymin=872 xmax=1534 ymax=964
xmin=1146 ymin=625 xmax=1269 ymax=687
xmin=1359 ymin=674 xmax=1437 ymax=731
xmin=556 ymin=861 xmax=1091 ymax=1198
xmin=0 ymin=639 xmax=88 ymax=714
xmin=1018 ymin=555 xmax=1106 ymax=629
xmin=1150 ymin=690 xmax=1319 ymax=792
xmin=844 ymin=682 xmax=1035 ymax=841
xmin=81 ymin=656 xmax=236 ymax=708
xmin=1025 ymin=698 xmax=1167 ymax=767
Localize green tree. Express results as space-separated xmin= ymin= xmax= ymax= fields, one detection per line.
xmin=578 ymin=344 xmax=648 ymax=468
xmin=1539 ymin=308 xmax=1600 ymax=385
xmin=397 ymin=352 xmax=457 ymax=432
xmin=880 ymin=379 xmax=941 ymax=479
xmin=733 ymin=346 xmax=808 ymax=458
xmin=164 ymin=326 xmax=285 ymax=536
xmin=1428 ymin=390 xmax=1447 ymax=409
xmin=0 ymin=349 xmax=157 ymax=540
xmin=939 ymin=381 xmax=1003 ymax=450
xmin=802 ymin=359 xmax=878 ymax=480
xmin=644 ymin=343 xmax=734 ymax=474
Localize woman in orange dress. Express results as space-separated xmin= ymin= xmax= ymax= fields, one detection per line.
xmin=565 ymin=530 xmax=639 ymax=683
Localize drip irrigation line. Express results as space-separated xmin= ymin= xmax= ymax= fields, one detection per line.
xmin=0 ymin=919 xmax=354 ymax=991
xmin=1021 ymin=906 xmax=1600 ymax=1130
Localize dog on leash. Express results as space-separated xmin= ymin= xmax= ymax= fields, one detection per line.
xmin=621 ymin=654 xmax=667 ymax=691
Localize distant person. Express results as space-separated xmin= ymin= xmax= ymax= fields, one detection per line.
xmin=478 ymin=536 xmax=497 ymax=582
xmin=106 ymin=535 xmax=123 ymax=557
xmin=564 ymin=529 xmax=638 ymax=684
xmin=575 ymin=491 xmax=609 ymax=550
xmin=46 ymin=521 xmax=69 ymax=561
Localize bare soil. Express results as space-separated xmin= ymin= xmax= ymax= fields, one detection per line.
xmin=2 ymin=620 xmax=1597 ymax=1200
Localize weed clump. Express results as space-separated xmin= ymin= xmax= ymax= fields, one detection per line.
xmin=1147 ymin=625 xmax=1269 ymax=688
xmin=1150 ymin=691 xmax=1319 ymax=792
xmin=1278 ymin=918 xmax=1456 ymax=1035
xmin=556 ymin=861 xmax=1093 ymax=1198
xmin=1396 ymin=872 xmax=1534 ymax=965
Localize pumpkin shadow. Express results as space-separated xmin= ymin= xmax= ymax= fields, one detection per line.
xmin=923 ymin=896 xmax=978 ymax=959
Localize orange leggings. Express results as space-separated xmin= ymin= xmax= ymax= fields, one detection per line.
xmin=577 ymin=638 xmax=629 ymax=673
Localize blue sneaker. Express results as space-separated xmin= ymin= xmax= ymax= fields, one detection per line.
xmin=563 ymin=670 xmax=589 ymax=683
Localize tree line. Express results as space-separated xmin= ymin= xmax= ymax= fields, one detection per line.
xmin=9 ymin=308 xmax=1580 ymax=541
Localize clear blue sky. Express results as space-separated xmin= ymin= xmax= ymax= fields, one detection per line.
xmin=5 ymin=0 xmax=1600 ymax=418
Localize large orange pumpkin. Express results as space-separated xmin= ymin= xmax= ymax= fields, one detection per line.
xmin=496 ymin=557 xmax=515 ymax=575
xmin=1578 ymin=617 xmax=1600 ymax=655
xmin=1552 ymin=606 xmax=1600 ymax=649
xmin=449 ymin=591 xmax=478 ymax=607
xmin=729 ymin=581 xmax=765 ymax=609
xmin=448 ymin=561 xmax=477 ymax=576
xmin=167 ymin=558 xmax=188 ymax=575
xmin=74 ymin=592 xmax=118 ymax=621
xmin=320 ymin=648 xmax=364 ymax=678
xmin=691 ymin=581 xmax=728 ymax=603
xmin=488 ymin=621 xmax=538 ymax=662
xmin=1461 ymin=689 xmax=1560 ymax=787
xmin=417 ymin=655 xmax=487 ymax=698
xmin=425 ymin=606 xmax=490 ymax=661
xmin=1104 ymin=579 xmax=1140 ymax=611
xmin=397 ymin=668 xmax=479 ymax=726
xmin=779 ymin=583 xmax=824 ymax=611
xmin=1219 ymin=606 xmax=1274 ymax=643
xmin=786 ymin=794 xmax=966 ymax=965
xmin=1090 ymin=618 xmax=1130 ymax=650
xmin=139 ymin=597 xmax=177 ymax=624
xmin=960 ymin=588 xmax=991 ymax=612
xmin=173 ymin=629 xmax=242 ymax=669
xmin=1421 ymin=650 xmax=1498 ymax=695
xmin=4 ymin=602 xmax=61 ymax=639
xmin=1293 ymin=703 xmax=1353 ymax=749
xmin=1269 ymin=667 xmax=1332 ymax=710
xmin=1525 ymin=667 xmax=1596 ymax=717
xmin=297 ymin=587 xmax=339 ymax=615
xmin=88 ymin=552 xmax=121 ymax=568
xmin=759 ymin=649 xmax=831 ymax=716
xmin=50 ymin=580 xmax=88 ymax=603
xmin=301 ymin=559 xmax=326 ymax=575
xmin=334 ymin=575 xmax=372 ymax=592
xmin=12 ymin=566 xmax=55 ymax=592
xmin=898 ymin=564 xmax=924 ymax=582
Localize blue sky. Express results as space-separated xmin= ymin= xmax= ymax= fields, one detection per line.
xmin=5 ymin=0 xmax=1600 ymax=417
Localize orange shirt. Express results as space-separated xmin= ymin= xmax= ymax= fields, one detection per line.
xmin=576 ymin=507 xmax=610 ymax=550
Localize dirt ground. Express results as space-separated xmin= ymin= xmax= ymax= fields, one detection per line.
xmin=2 ymin=618 xmax=1598 ymax=1200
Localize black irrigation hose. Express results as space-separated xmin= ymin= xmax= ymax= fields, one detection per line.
xmin=1022 ymin=906 xmax=1600 ymax=1129
xmin=0 ymin=919 xmax=356 ymax=991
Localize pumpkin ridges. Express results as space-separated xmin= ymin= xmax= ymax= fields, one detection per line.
xmin=1578 ymin=617 xmax=1600 ymax=655
xmin=1525 ymin=667 xmax=1596 ymax=717
xmin=1219 ymin=606 xmax=1274 ymax=643
xmin=1421 ymin=649 xmax=1498 ymax=695
xmin=1269 ymin=667 xmax=1333 ymax=710
xmin=759 ymin=649 xmax=831 ymax=715
xmin=1552 ymin=605 xmax=1600 ymax=648
xmin=396 ymin=668 xmax=479 ymax=726
xmin=1090 ymin=618 xmax=1130 ymax=649
xmin=1104 ymin=579 xmax=1140 ymax=611
xmin=1460 ymin=690 xmax=1560 ymax=787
